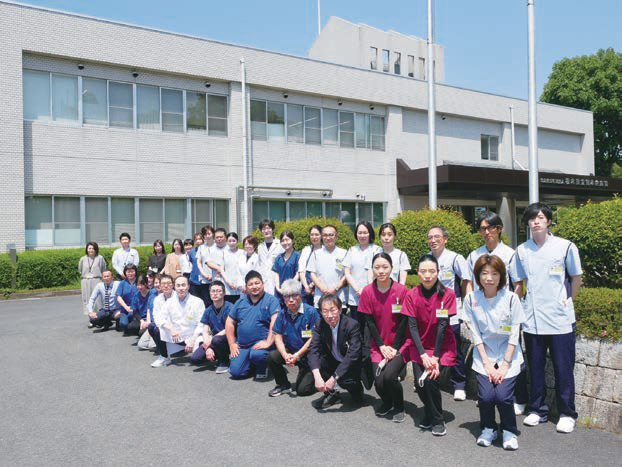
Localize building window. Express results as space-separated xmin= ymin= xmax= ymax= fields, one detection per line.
xmin=481 ymin=134 xmax=499 ymax=161
xmin=355 ymin=113 xmax=370 ymax=149
xmin=186 ymin=91 xmax=207 ymax=132
xmin=267 ymin=102 xmax=285 ymax=141
xmin=208 ymin=95 xmax=228 ymax=136
xmin=85 ymin=197 xmax=109 ymax=245
xmin=287 ymin=104 xmax=304 ymax=143
xmin=139 ymin=198 xmax=164 ymax=244
xmin=371 ymin=116 xmax=385 ymax=151
xmin=161 ymin=88 xmax=183 ymax=133
xmin=419 ymin=57 xmax=426 ymax=80
xmin=304 ymin=107 xmax=321 ymax=145
xmin=137 ymin=85 xmax=161 ymax=130
xmin=339 ymin=111 xmax=355 ymax=148
xmin=53 ymin=197 xmax=81 ymax=246
xmin=394 ymin=52 xmax=401 ymax=75
xmin=250 ymin=99 xmax=267 ymax=140
xmin=51 ymin=74 xmax=78 ymax=122
xmin=370 ymin=47 xmax=378 ymax=70
xmin=407 ymin=55 xmax=415 ymax=78
xmin=23 ymin=70 xmax=51 ymax=121
xmin=382 ymin=50 xmax=390 ymax=72
xmin=322 ymin=109 xmax=338 ymax=146
xmin=82 ymin=78 xmax=107 ymax=126
xmin=108 ymin=82 xmax=133 ymax=128
xmin=25 ymin=196 xmax=53 ymax=247
xmin=111 ymin=197 xmax=135 ymax=241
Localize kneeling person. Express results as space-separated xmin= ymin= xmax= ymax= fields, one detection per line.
xmin=308 ymin=294 xmax=364 ymax=409
xmin=190 ymin=280 xmax=233 ymax=373
xmin=88 ymin=270 xmax=120 ymax=330
xmin=267 ymin=279 xmax=321 ymax=397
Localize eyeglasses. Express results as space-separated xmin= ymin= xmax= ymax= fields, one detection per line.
xmin=283 ymin=294 xmax=300 ymax=301
xmin=322 ymin=233 xmax=336 ymax=238
xmin=479 ymin=225 xmax=498 ymax=232
xmin=427 ymin=234 xmax=442 ymax=240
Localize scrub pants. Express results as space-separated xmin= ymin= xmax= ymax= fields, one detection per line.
xmin=147 ymin=323 xmax=167 ymax=358
xmin=450 ymin=323 xmax=467 ymax=391
xmin=476 ymin=372 xmax=518 ymax=434
xmin=89 ymin=308 xmax=115 ymax=328
xmin=524 ymin=330 xmax=578 ymax=419
xmin=372 ymin=355 xmax=407 ymax=412
xmin=229 ymin=345 xmax=272 ymax=379
xmin=266 ymin=350 xmax=316 ymax=396
xmin=126 ymin=317 xmax=146 ymax=336
xmin=190 ymin=335 xmax=230 ymax=366
xmin=413 ymin=363 xmax=446 ymax=426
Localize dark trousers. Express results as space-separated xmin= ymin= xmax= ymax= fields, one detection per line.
xmin=413 ymin=363 xmax=444 ymax=425
xmin=189 ymin=283 xmax=202 ymax=300
xmin=118 ymin=310 xmax=134 ymax=331
xmin=126 ymin=317 xmax=146 ymax=336
xmin=372 ymin=355 xmax=406 ymax=412
xmin=194 ymin=283 xmax=212 ymax=308
xmin=190 ymin=334 xmax=230 ymax=365
xmin=349 ymin=305 xmax=373 ymax=390
xmin=147 ymin=323 xmax=167 ymax=358
xmin=317 ymin=355 xmax=363 ymax=402
xmin=524 ymin=330 xmax=577 ymax=419
xmin=450 ymin=324 xmax=467 ymax=391
xmin=90 ymin=309 xmax=115 ymax=328
xmin=477 ymin=372 xmax=518 ymax=434
xmin=266 ymin=349 xmax=316 ymax=396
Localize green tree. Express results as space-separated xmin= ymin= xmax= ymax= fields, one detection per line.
xmin=540 ymin=48 xmax=621 ymax=176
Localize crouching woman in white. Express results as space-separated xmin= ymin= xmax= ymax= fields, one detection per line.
xmin=156 ymin=276 xmax=205 ymax=367
xmin=463 ymin=254 xmax=525 ymax=451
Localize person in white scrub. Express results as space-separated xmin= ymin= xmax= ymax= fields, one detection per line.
xmin=307 ymin=225 xmax=348 ymax=308
xmin=375 ymin=223 xmax=410 ymax=284
xmin=257 ymin=219 xmax=284 ymax=295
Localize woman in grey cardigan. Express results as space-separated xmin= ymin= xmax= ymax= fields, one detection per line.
xmin=79 ymin=241 xmax=107 ymax=316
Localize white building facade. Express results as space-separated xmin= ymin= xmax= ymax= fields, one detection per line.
xmin=1 ymin=1 xmax=610 ymax=252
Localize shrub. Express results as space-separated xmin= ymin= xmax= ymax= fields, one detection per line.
xmin=553 ymin=197 xmax=621 ymax=288
xmin=385 ymin=209 xmax=479 ymax=270
xmin=251 ymin=217 xmax=357 ymax=252
xmin=574 ymin=287 xmax=622 ymax=341
xmin=0 ymin=254 xmax=15 ymax=288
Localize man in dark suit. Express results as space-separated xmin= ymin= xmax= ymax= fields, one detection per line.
xmin=308 ymin=293 xmax=364 ymax=409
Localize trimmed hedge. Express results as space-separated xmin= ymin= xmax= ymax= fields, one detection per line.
xmin=553 ymin=198 xmax=621 ymax=288
xmin=0 ymin=254 xmax=15 ymax=288
xmin=574 ymin=287 xmax=622 ymax=341
xmin=251 ymin=217 xmax=357 ymax=251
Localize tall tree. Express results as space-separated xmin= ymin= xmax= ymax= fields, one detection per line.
xmin=541 ymin=48 xmax=621 ymax=176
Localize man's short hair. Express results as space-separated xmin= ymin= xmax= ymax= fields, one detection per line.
xmin=245 ymin=270 xmax=263 ymax=284
xmin=318 ymin=293 xmax=342 ymax=311
xmin=258 ymin=218 xmax=275 ymax=231
xmin=210 ymin=280 xmax=225 ymax=292
xmin=214 ymin=228 xmax=227 ymax=237
xmin=159 ymin=274 xmax=173 ymax=284
xmin=174 ymin=275 xmax=188 ymax=286
xmin=280 ymin=279 xmax=302 ymax=297
xmin=522 ymin=202 xmax=553 ymax=226
xmin=119 ymin=232 xmax=131 ymax=241
xmin=428 ymin=225 xmax=449 ymax=239
xmin=102 ymin=269 xmax=113 ymax=277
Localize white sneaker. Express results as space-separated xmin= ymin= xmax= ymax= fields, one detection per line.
xmin=514 ymin=403 xmax=526 ymax=415
xmin=151 ymin=356 xmax=171 ymax=368
xmin=556 ymin=416 xmax=576 ymax=433
xmin=476 ymin=428 xmax=497 ymax=447
xmin=523 ymin=413 xmax=546 ymax=426
xmin=502 ymin=430 xmax=519 ymax=450
xmin=215 ymin=365 xmax=229 ymax=374
xmin=454 ymin=389 xmax=467 ymax=401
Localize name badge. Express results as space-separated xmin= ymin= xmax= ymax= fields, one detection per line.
xmin=436 ymin=308 xmax=449 ymax=318
xmin=186 ymin=315 xmax=194 ymax=321
xmin=301 ymin=329 xmax=312 ymax=338
xmin=85 ymin=273 xmax=94 ymax=279
xmin=336 ymin=259 xmax=344 ymax=271
xmin=442 ymin=270 xmax=453 ymax=281
xmin=498 ymin=324 xmax=512 ymax=335
xmin=391 ymin=304 xmax=402 ymax=314
xmin=550 ymin=265 xmax=564 ymax=276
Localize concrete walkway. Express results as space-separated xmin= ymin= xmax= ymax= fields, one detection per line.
xmin=0 ymin=296 xmax=619 ymax=466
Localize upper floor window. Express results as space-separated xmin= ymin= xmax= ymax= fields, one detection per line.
xmin=481 ymin=134 xmax=499 ymax=161
xmin=394 ymin=52 xmax=401 ymax=75
xmin=382 ymin=50 xmax=390 ymax=73
xmin=370 ymin=47 xmax=378 ymax=70
xmin=407 ymin=55 xmax=415 ymax=78
xmin=108 ymin=81 xmax=133 ymax=128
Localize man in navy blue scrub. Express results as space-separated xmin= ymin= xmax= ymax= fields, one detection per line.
xmin=266 ymin=279 xmax=321 ymax=397
xmin=225 ymin=270 xmax=280 ymax=379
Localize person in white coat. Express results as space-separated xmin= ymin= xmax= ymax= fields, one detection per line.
xmin=257 ymin=219 xmax=284 ymax=295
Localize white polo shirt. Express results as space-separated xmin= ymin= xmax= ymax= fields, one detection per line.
xmin=307 ymin=245 xmax=347 ymax=307
xmin=467 ymin=242 xmax=523 ymax=291
xmin=431 ymin=248 xmax=472 ymax=323
xmin=516 ymin=234 xmax=582 ymax=335
xmin=343 ymin=244 xmax=381 ymax=306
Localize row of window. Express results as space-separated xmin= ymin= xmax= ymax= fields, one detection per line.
xmin=22 ymin=70 xmax=228 ymax=136
xmin=25 ymin=196 xmax=229 ymax=248
xmin=250 ymin=100 xmax=386 ymax=151
xmin=252 ymin=200 xmax=384 ymax=232
xmin=369 ymin=48 xmax=429 ymax=79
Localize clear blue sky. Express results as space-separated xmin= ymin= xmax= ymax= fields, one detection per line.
xmin=16 ymin=0 xmax=622 ymax=100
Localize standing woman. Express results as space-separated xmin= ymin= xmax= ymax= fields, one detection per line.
xmin=147 ymin=240 xmax=167 ymax=274
xmin=401 ymin=254 xmax=457 ymax=436
xmin=272 ymin=230 xmax=300 ymax=305
xmin=358 ymin=252 xmax=411 ymax=423
xmin=163 ymin=238 xmax=184 ymax=280
xmin=298 ymin=225 xmax=322 ymax=306
xmin=188 ymin=232 xmax=204 ymax=299
xmin=196 ymin=225 xmax=216 ymax=307
xmin=377 ymin=223 xmax=411 ymax=285
xmin=221 ymin=232 xmax=245 ymax=304
xmin=237 ymin=235 xmax=260 ymax=294
xmin=79 ymin=241 xmax=107 ymax=316
xmin=257 ymin=219 xmax=284 ymax=295
xmin=463 ymin=255 xmax=524 ymax=450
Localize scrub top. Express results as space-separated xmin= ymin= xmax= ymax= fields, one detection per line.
xmin=229 ymin=293 xmax=280 ymax=348
xmin=467 ymin=242 xmax=523 ymax=291
xmin=377 ymin=248 xmax=411 ymax=282
xmin=430 ymin=248 xmax=472 ymax=323
xmin=343 ymin=244 xmax=381 ymax=306
xmin=200 ymin=301 xmax=234 ymax=334
xmin=307 ymin=245 xmax=348 ymax=307
xmin=273 ymin=302 xmax=321 ymax=358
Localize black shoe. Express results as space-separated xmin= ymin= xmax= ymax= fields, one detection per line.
xmin=115 ymin=321 xmax=121 ymax=332
xmin=418 ymin=418 xmax=432 ymax=429
xmin=313 ymin=391 xmax=341 ymax=409
xmin=375 ymin=403 xmax=392 ymax=416
xmin=392 ymin=411 xmax=406 ymax=423
xmin=87 ymin=322 xmax=95 ymax=329
xmin=432 ymin=423 xmax=447 ymax=436
xmin=268 ymin=384 xmax=292 ymax=397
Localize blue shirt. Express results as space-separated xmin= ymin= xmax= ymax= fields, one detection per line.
xmin=200 ymin=301 xmax=234 ymax=334
xmin=273 ymin=303 xmax=321 ymax=359
xmin=117 ymin=280 xmax=137 ymax=309
xmin=272 ymin=250 xmax=301 ymax=301
xmin=131 ymin=289 xmax=156 ymax=320
xmin=188 ymin=247 xmax=201 ymax=285
xmin=229 ymin=293 xmax=280 ymax=348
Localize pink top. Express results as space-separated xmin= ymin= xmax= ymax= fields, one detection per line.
xmin=358 ymin=281 xmax=415 ymax=363
xmin=400 ymin=286 xmax=457 ymax=367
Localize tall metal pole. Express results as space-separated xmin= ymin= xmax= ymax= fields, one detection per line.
xmin=527 ymin=0 xmax=539 ymax=203
xmin=240 ymin=58 xmax=249 ymax=237
xmin=317 ymin=0 xmax=321 ymax=36
xmin=427 ymin=0 xmax=437 ymax=210
xmin=510 ymin=105 xmax=516 ymax=168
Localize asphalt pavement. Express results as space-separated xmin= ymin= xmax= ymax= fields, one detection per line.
xmin=0 ymin=296 xmax=620 ymax=466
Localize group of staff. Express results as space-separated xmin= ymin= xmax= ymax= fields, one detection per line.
xmin=79 ymin=202 xmax=582 ymax=450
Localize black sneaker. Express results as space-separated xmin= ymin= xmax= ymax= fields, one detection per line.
xmin=392 ymin=411 xmax=406 ymax=423
xmin=375 ymin=403 xmax=392 ymax=416
xmin=313 ymin=391 xmax=342 ymax=409
xmin=432 ymin=423 xmax=447 ymax=436
xmin=268 ymin=385 xmax=292 ymax=397
xmin=418 ymin=418 xmax=432 ymax=429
